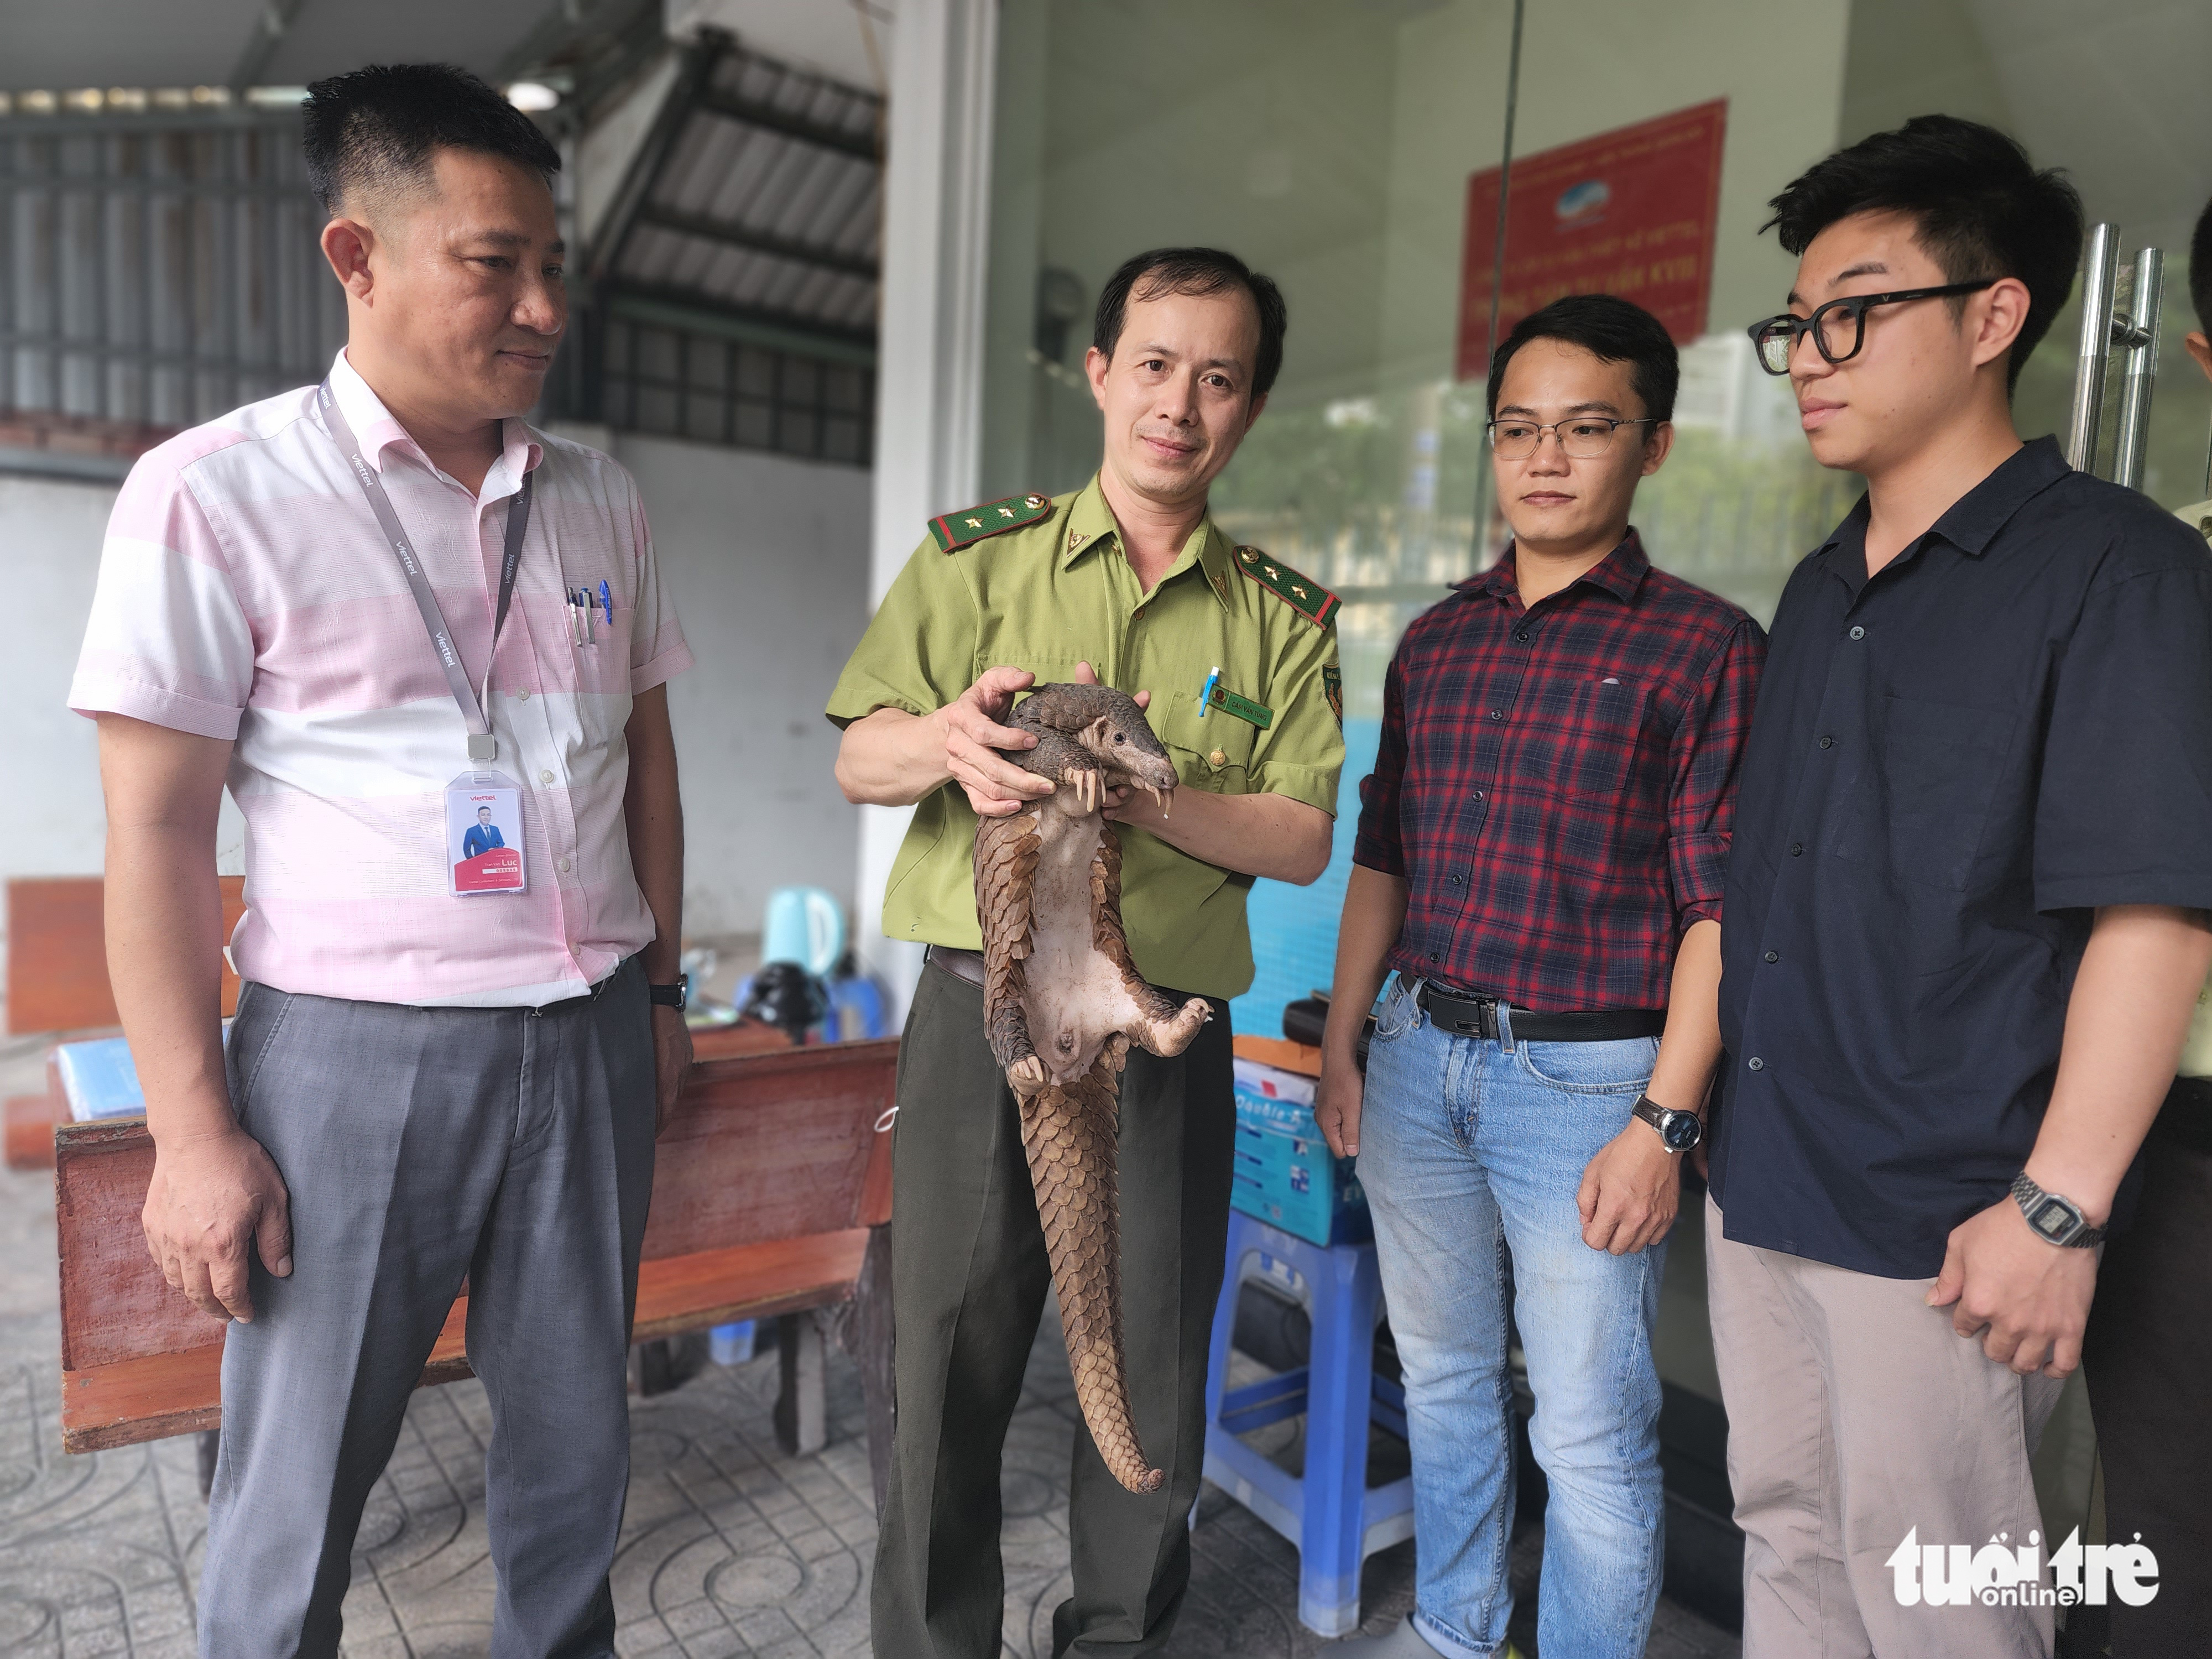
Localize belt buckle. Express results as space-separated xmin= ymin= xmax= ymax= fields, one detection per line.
xmin=1443 ymin=991 xmax=1497 ymax=1040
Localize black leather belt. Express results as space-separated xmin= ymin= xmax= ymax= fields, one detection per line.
xmin=927 ymin=945 xmax=988 ymax=989
xmin=1407 ymin=975 xmax=1665 ymax=1044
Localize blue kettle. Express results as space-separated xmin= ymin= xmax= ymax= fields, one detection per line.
xmin=761 ymin=885 xmax=846 ymax=977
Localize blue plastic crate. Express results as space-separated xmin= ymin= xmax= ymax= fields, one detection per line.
xmin=1230 ymin=1057 xmax=1371 ymax=1248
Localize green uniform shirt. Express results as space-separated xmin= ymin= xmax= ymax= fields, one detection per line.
xmin=827 ymin=473 xmax=1345 ymax=1000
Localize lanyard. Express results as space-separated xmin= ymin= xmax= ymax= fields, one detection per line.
xmin=317 ymin=379 xmax=533 ymax=764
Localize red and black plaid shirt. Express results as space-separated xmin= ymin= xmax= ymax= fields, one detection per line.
xmin=1354 ymin=533 xmax=1765 ymax=1012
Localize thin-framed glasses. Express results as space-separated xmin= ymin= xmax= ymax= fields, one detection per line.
xmin=1746 ymin=279 xmax=1997 ymax=375
xmin=1486 ymin=416 xmax=1656 ymax=460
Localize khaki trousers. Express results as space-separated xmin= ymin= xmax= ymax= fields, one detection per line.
xmin=1705 ymin=1194 xmax=2064 ymax=1659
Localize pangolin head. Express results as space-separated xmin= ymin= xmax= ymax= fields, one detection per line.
xmin=1017 ymin=682 xmax=1180 ymax=810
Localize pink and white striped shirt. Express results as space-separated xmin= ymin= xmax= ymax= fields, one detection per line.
xmin=70 ymin=349 xmax=693 ymax=1008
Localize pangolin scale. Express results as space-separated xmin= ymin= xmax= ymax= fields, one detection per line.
xmin=973 ymin=682 xmax=1210 ymax=1495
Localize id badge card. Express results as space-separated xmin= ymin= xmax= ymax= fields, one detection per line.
xmin=447 ymin=772 xmax=527 ymax=895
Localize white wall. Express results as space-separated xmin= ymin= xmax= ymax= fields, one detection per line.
xmin=4 ymin=474 xmax=129 ymax=885
xmin=603 ymin=430 xmax=872 ymax=937
xmin=0 ymin=440 xmax=869 ymax=997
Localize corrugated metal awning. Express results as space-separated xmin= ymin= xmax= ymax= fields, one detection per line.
xmin=591 ymin=32 xmax=880 ymax=362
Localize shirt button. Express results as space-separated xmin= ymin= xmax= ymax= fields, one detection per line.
xmin=1849 ymin=625 xmax=1865 ymax=640
xmin=1818 ymin=735 xmax=1834 ymax=749
xmin=1132 ymin=605 xmax=1147 ymax=620
xmin=1473 ymin=790 xmax=1485 ymax=802
xmin=517 ymin=689 xmax=530 ymax=701
xmin=1428 ymin=951 xmax=1439 ymax=962
xmin=1209 ymin=748 xmax=1228 ymax=767
xmin=1449 ymin=874 xmax=1464 ymax=885
xmin=1747 ymin=1057 xmax=1765 ymax=1071
xmin=539 ymin=769 xmax=555 ymax=784
xmin=1489 ymin=709 xmax=1503 ymax=721
xmin=1764 ymin=950 xmax=1780 ymax=963
xmin=1790 ymin=841 xmax=1803 ymax=855
xmin=1515 ymin=629 xmax=1531 ymax=643
xmin=559 ymin=857 xmax=571 ymax=873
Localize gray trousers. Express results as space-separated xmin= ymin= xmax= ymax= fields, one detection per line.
xmin=199 ymin=959 xmax=658 ymax=1658
xmin=870 ymin=959 xmax=1235 ymax=1658
xmin=1705 ymin=1194 xmax=2064 ymax=1659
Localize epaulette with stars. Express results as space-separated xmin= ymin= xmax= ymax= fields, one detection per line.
xmin=928 ymin=492 xmax=1054 ymax=552
xmin=1234 ymin=546 xmax=1339 ymax=627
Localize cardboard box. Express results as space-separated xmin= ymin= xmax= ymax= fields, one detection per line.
xmin=1230 ymin=1057 xmax=1371 ymax=1248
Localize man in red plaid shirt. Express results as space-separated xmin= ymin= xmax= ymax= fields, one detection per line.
xmin=1317 ymin=294 xmax=1764 ymax=1659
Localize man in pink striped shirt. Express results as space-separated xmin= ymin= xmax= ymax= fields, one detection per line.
xmin=70 ymin=65 xmax=691 ymax=1655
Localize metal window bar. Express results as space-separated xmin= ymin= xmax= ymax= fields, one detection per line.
xmin=596 ymin=315 xmax=872 ymax=465
xmin=0 ymin=111 xmax=344 ymax=467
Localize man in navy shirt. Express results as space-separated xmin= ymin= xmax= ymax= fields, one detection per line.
xmin=1713 ymin=116 xmax=2212 ymax=1658
xmin=1317 ymin=295 xmax=1762 ymax=1659
xmin=2072 ymin=191 xmax=2212 ymax=1659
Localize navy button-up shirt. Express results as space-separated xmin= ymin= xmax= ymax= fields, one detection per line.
xmin=1711 ymin=437 xmax=2212 ymax=1278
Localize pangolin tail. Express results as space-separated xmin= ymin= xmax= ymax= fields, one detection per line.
xmin=1019 ymin=1052 xmax=1164 ymax=1495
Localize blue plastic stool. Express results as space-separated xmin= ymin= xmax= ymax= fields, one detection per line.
xmin=1202 ymin=1211 xmax=1415 ymax=1636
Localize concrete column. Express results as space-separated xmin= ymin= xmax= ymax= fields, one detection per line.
xmin=855 ymin=0 xmax=1001 ymax=1020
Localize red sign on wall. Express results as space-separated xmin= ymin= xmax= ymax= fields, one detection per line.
xmin=1455 ymin=100 xmax=1728 ymax=380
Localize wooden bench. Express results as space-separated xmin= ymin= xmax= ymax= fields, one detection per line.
xmin=5 ymin=875 xmax=253 ymax=1173
xmin=7 ymin=875 xmax=250 ymax=1035
xmin=4 ymin=876 xmax=809 ymax=1171
xmin=10 ymin=1012 xmax=802 ymax=1173
xmin=54 ymin=1037 xmax=899 ymax=1504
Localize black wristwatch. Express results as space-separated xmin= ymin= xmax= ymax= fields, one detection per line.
xmin=2009 ymin=1173 xmax=2104 ymax=1248
xmin=648 ymin=974 xmax=690 ymax=1010
xmin=1632 ymin=1094 xmax=1703 ymax=1153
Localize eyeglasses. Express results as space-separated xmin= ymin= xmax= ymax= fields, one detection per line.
xmin=1746 ymin=279 xmax=1997 ymax=375
xmin=1485 ymin=416 xmax=1656 ymax=460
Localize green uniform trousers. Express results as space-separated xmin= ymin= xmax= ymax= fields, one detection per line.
xmin=870 ymin=957 xmax=1236 ymax=1657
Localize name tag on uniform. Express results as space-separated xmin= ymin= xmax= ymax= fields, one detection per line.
xmin=447 ymin=773 xmax=527 ymax=895
xmin=1202 ymin=677 xmax=1274 ymax=729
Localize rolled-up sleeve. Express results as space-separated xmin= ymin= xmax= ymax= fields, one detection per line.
xmin=69 ymin=452 xmax=255 ymax=739
xmin=1666 ymin=616 xmax=1765 ymax=930
xmin=1352 ymin=646 xmax=1411 ymax=877
xmin=2034 ymin=556 xmax=2212 ymax=914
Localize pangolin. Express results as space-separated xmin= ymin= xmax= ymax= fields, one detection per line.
xmin=973 ymin=682 xmax=1212 ymax=1495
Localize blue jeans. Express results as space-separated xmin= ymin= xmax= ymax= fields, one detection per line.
xmin=1358 ymin=977 xmax=1667 ymax=1658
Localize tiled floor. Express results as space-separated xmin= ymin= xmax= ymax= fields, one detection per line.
xmin=0 ymin=1152 xmax=1738 ymax=1657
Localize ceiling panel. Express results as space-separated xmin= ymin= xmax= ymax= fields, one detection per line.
xmin=0 ymin=0 xmax=269 ymax=90
xmin=0 ymin=0 xmax=550 ymax=92
xmin=258 ymin=2 xmax=551 ymax=88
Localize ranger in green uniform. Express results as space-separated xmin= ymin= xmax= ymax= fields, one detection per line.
xmin=830 ymin=246 xmax=1344 ymax=1657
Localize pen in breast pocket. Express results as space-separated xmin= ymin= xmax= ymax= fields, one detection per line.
xmin=600 ymin=580 xmax=613 ymax=628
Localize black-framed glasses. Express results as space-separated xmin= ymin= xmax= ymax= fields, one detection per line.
xmin=1485 ymin=416 xmax=1656 ymax=460
xmin=1746 ymin=279 xmax=1997 ymax=375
